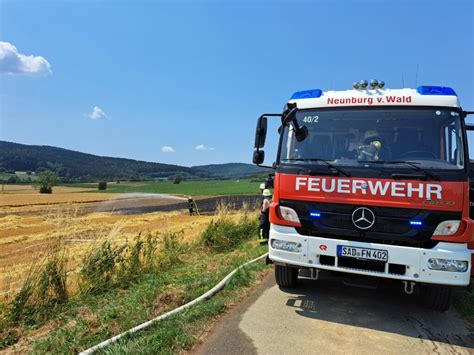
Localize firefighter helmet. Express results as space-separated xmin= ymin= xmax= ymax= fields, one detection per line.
xmin=363 ymin=130 xmax=382 ymax=144
xmin=262 ymin=189 xmax=272 ymax=197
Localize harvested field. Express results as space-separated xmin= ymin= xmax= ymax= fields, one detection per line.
xmin=0 ymin=189 xmax=258 ymax=300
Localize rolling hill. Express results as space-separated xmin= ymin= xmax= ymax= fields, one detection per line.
xmin=0 ymin=141 xmax=267 ymax=181
xmin=192 ymin=163 xmax=269 ymax=179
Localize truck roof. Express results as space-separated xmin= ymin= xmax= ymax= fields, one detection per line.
xmin=289 ymin=86 xmax=460 ymax=110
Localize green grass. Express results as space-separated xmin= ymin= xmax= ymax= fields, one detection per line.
xmin=25 ymin=243 xmax=267 ymax=354
xmin=64 ymin=179 xmax=261 ymax=196
xmin=1 ymin=214 xmax=268 ymax=353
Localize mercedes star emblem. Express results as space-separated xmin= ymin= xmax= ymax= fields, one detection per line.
xmin=351 ymin=207 xmax=375 ymax=230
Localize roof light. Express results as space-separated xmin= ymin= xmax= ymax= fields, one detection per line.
xmin=290 ymin=89 xmax=322 ymax=100
xmin=359 ymin=80 xmax=368 ymax=89
xmin=378 ymin=80 xmax=385 ymax=89
xmin=417 ymin=86 xmax=457 ymax=96
xmin=369 ymin=79 xmax=379 ymax=89
xmin=353 ymin=82 xmax=360 ymax=90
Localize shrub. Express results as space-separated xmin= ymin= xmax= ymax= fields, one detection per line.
xmin=98 ymin=181 xmax=107 ymax=190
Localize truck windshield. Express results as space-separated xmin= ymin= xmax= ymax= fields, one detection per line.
xmin=280 ymin=108 xmax=465 ymax=170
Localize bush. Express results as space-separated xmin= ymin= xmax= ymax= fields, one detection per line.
xmin=201 ymin=213 xmax=257 ymax=252
xmin=98 ymin=181 xmax=107 ymax=190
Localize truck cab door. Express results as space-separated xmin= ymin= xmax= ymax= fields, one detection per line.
xmin=465 ymin=122 xmax=474 ymax=218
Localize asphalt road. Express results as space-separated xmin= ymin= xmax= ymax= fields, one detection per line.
xmin=194 ymin=269 xmax=474 ymax=355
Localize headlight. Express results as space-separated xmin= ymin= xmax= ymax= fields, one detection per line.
xmin=278 ymin=206 xmax=300 ymax=224
xmin=427 ymin=258 xmax=468 ymax=272
xmin=433 ymin=220 xmax=460 ymax=236
xmin=271 ymin=239 xmax=302 ymax=253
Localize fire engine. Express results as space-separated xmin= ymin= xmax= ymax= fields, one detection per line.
xmin=253 ymin=80 xmax=474 ymax=310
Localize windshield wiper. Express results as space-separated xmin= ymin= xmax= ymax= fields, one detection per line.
xmin=359 ymin=160 xmax=440 ymax=181
xmin=283 ymin=158 xmax=351 ymax=177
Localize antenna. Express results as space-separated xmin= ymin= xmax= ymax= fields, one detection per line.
xmin=415 ymin=64 xmax=419 ymax=87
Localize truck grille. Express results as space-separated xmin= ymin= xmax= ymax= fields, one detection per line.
xmin=280 ymin=200 xmax=461 ymax=248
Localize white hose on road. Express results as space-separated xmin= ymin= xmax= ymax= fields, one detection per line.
xmin=79 ymin=252 xmax=269 ymax=354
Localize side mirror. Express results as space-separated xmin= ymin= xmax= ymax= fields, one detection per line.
xmin=282 ymin=106 xmax=308 ymax=142
xmin=253 ymin=150 xmax=265 ymax=165
xmin=295 ymin=125 xmax=308 ymax=142
xmin=254 ymin=116 xmax=268 ymax=149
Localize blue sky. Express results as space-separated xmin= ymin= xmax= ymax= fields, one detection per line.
xmin=1 ymin=0 xmax=473 ymax=167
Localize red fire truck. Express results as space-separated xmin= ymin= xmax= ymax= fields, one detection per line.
xmin=253 ymin=80 xmax=474 ymax=310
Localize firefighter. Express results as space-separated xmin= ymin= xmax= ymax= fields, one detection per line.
xmin=357 ymin=130 xmax=382 ymax=161
xmin=187 ymin=196 xmax=197 ymax=216
xmin=258 ymin=189 xmax=272 ymax=244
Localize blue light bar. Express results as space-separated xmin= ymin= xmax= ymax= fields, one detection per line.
xmin=291 ymin=89 xmax=323 ymax=100
xmin=416 ymin=86 xmax=457 ymax=96
xmin=410 ymin=220 xmax=423 ymax=226
xmin=310 ymin=212 xmax=321 ymax=218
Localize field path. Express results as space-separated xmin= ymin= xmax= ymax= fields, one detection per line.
xmin=194 ymin=271 xmax=474 ymax=355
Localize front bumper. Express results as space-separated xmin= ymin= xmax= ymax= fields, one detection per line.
xmin=269 ymin=224 xmax=472 ymax=286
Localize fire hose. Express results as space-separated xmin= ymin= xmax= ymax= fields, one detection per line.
xmin=79 ymin=252 xmax=268 ymax=354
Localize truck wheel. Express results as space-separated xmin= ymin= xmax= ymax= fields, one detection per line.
xmin=275 ymin=265 xmax=298 ymax=288
xmin=421 ymin=286 xmax=453 ymax=311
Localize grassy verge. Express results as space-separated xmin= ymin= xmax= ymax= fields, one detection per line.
xmin=62 ymin=179 xmax=261 ymax=195
xmin=0 ymin=210 xmax=269 ymax=353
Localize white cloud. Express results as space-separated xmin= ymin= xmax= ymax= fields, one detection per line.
xmin=89 ymin=106 xmax=107 ymax=120
xmin=0 ymin=41 xmax=51 ymax=75
xmin=195 ymin=144 xmax=215 ymax=151
xmin=161 ymin=146 xmax=176 ymax=153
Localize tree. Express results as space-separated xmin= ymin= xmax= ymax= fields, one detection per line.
xmin=7 ymin=175 xmax=18 ymax=184
xmin=98 ymin=181 xmax=107 ymax=190
xmin=173 ymin=174 xmax=183 ymax=184
xmin=38 ymin=171 xmax=58 ymax=194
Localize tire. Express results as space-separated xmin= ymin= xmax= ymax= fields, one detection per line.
xmin=421 ymin=286 xmax=453 ymax=311
xmin=275 ymin=265 xmax=298 ymax=288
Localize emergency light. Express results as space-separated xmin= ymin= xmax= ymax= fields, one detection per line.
xmin=409 ymin=220 xmax=423 ymax=226
xmin=369 ymin=79 xmax=379 ymax=89
xmin=417 ymin=86 xmax=457 ymax=96
xmin=310 ymin=212 xmax=321 ymax=218
xmin=290 ymin=89 xmax=323 ymax=100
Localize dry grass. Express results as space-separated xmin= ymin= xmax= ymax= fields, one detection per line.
xmin=0 ymin=184 xmax=122 ymax=207
xmin=0 ymin=199 xmax=246 ymax=301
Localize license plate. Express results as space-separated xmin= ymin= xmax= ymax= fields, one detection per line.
xmin=337 ymin=245 xmax=388 ymax=262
